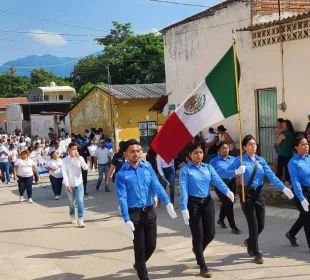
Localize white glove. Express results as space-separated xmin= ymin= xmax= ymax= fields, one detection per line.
xmin=301 ymin=199 xmax=309 ymax=212
xmin=283 ymin=187 xmax=294 ymax=200
xmin=226 ymin=191 xmax=235 ymax=203
xmin=166 ymin=203 xmax=177 ymax=219
xmin=182 ymin=209 xmax=189 ymax=225
xmin=125 ymin=221 xmax=135 ymax=240
xmin=235 ymin=165 xmax=246 ymax=176
xmin=153 ymin=197 xmax=158 ymax=208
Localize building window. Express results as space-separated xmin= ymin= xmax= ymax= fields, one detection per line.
xmin=59 ymin=95 xmax=64 ymax=100
xmin=44 ymin=95 xmax=49 ymax=101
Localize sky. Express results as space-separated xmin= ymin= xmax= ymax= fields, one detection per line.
xmin=0 ymin=0 xmax=222 ymax=65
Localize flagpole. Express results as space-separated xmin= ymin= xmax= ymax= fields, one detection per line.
xmin=232 ymin=32 xmax=245 ymax=203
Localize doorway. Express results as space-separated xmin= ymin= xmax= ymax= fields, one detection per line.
xmin=257 ymin=89 xmax=277 ymax=164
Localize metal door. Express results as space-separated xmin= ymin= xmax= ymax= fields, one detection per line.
xmin=139 ymin=121 xmax=156 ymax=152
xmin=257 ymin=89 xmax=277 ymax=163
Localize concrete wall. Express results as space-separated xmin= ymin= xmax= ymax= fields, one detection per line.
xmin=69 ymin=87 xmax=167 ymax=144
xmin=31 ymin=115 xmax=54 ymax=138
xmin=163 ymin=0 xmax=251 ymax=143
xmin=0 ymin=112 xmax=6 ymax=129
xmin=112 ymin=97 xmax=166 ymax=144
xmin=70 ymin=87 xmax=113 ymax=137
xmin=28 ymin=89 xmax=43 ymax=102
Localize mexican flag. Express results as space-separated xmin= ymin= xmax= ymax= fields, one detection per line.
xmin=151 ymin=45 xmax=240 ymax=163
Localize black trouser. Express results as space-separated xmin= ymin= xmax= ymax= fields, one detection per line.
xmin=18 ymin=176 xmax=33 ymax=199
xmin=214 ymin=179 xmax=236 ymax=228
xmin=242 ymin=186 xmax=265 ymax=256
xmin=188 ymin=195 xmax=215 ymax=269
xmin=82 ymin=168 xmax=88 ymax=193
xmin=276 ymin=155 xmax=291 ymax=182
xmin=129 ymin=206 xmax=157 ymax=280
xmin=49 ymin=175 xmax=63 ymax=196
xmin=289 ymin=187 xmax=310 ymax=248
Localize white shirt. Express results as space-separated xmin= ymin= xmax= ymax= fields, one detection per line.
xmin=205 ymin=133 xmax=217 ymax=144
xmin=0 ymin=147 xmax=10 ymax=163
xmin=65 ymin=137 xmax=71 ymax=146
xmin=46 ymin=158 xmax=63 ymax=178
xmin=9 ymin=149 xmax=18 ymax=162
xmin=15 ymin=158 xmax=35 ymax=177
xmin=18 ymin=142 xmax=26 ymax=150
xmin=88 ymin=145 xmax=97 ymax=157
xmin=49 ymin=147 xmax=63 ymax=157
xmin=25 ymin=137 xmax=32 ymax=143
xmin=60 ymin=140 xmax=67 ymax=153
xmin=60 ymin=131 xmax=66 ymax=139
xmin=95 ymin=147 xmax=112 ymax=164
xmin=62 ymin=155 xmax=88 ymax=187
xmin=156 ymin=155 xmax=174 ymax=176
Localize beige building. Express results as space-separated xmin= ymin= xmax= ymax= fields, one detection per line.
xmin=162 ymin=0 xmax=310 ymax=162
xmin=28 ymin=82 xmax=76 ymax=102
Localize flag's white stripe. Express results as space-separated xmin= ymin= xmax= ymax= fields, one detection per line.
xmin=175 ymin=81 xmax=224 ymax=137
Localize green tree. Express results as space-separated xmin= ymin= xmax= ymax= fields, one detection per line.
xmin=71 ymin=21 xmax=165 ymax=90
xmin=0 ymin=73 xmax=32 ymax=97
xmin=30 ymin=68 xmax=69 ymax=87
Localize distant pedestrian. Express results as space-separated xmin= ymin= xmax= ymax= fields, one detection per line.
xmin=46 ymin=151 xmax=63 ymax=200
xmin=95 ymin=140 xmax=112 ymax=192
xmin=14 ymin=149 xmax=39 ymax=203
xmin=62 ymin=142 xmax=88 ymax=228
xmin=77 ymin=139 xmax=89 ymax=195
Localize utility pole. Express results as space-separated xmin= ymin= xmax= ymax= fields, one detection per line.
xmin=278 ymin=0 xmax=281 ymax=20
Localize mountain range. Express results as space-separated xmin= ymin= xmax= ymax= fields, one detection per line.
xmin=0 ymin=54 xmax=79 ymax=77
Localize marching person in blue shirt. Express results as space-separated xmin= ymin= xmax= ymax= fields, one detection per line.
xmin=286 ymin=135 xmax=310 ymax=251
xmin=116 ymin=139 xmax=177 ymax=280
xmin=210 ymin=142 xmax=241 ymax=234
xmin=226 ymin=135 xmax=294 ymax=264
xmin=179 ymin=141 xmax=244 ymax=278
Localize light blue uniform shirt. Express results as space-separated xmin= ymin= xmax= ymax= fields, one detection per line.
xmin=288 ymin=153 xmax=310 ymax=202
xmin=210 ymin=155 xmax=235 ymax=179
xmin=179 ymin=161 xmax=230 ymax=211
xmin=227 ymin=154 xmax=285 ymax=190
xmin=116 ymin=160 xmax=170 ymax=223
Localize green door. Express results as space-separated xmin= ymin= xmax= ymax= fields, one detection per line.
xmin=257 ymin=89 xmax=277 ymax=164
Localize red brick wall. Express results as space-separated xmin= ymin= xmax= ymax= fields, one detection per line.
xmin=252 ymin=0 xmax=310 ymax=17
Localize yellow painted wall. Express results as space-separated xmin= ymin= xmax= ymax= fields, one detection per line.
xmin=112 ymin=97 xmax=167 ymax=142
xmin=69 ymin=87 xmax=167 ymax=143
xmin=0 ymin=113 xmax=6 ymax=129
xmin=69 ymin=87 xmax=113 ymax=136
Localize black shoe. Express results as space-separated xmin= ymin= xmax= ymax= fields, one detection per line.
xmin=231 ymin=226 xmax=241 ymax=234
xmin=200 ymin=267 xmax=211 ymax=278
xmin=217 ymin=220 xmax=227 ymax=228
xmin=244 ymin=239 xmax=254 ymax=256
xmin=84 ymin=192 xmax=88 ymax=196
xmin=96 ymin=186 xmax=99 ymax=191
xmin=105 ymin=188 xmax=112 ymax=192
xmin=254 ymin=254 xmax=264 ymax=264
xmin=133 ymin=263 xmax=136 ymax=271
xmin=285 ymin=232 xmax=299 ymax=247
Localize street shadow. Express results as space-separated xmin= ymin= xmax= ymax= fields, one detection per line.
xmin=27 ymin=246 xmax=133 ymax=259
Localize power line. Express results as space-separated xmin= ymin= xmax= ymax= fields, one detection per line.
xmin=0 ymin=29 xmax=105 ymax=37
xmin=0 ymin=9 xmax=108 ymax=32
xmin=148 ymin=0 xmax=209 ymax=7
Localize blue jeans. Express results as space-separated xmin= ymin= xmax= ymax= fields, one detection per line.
xmin=0 ymin=161 xmax=10 ymax=183
xmin=162 ymin=166 xmax=175 ymax=204
xmin=66 ymin=183 xmax=84 ymax=219
xmin=97 ymin=163 xmax=110 ymax=189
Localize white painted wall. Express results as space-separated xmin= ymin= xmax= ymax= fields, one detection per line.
xmin=164 ymin=1 xmax=310 ymax=144
xmin=31 ymin=115 xmax=54 ymax=138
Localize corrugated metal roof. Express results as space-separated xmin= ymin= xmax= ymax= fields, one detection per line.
xmin=238 ymin=11 xmax=310 ymax=31
xmin=161 ymin=0 xmax=243 ymax=33
xmin=96 ymin=83 xmax=166 ymax=99
xmin=148 ymin=95 xmax=168 ymax=113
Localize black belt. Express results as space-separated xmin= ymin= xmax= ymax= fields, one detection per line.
xmin=188 ymin=195 xmax=210 ymax=204
xmin=128 ymin=205 xmax=153 ymax=213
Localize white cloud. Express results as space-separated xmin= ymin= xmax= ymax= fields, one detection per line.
xmin=28 ymin=29 xmax=67 ymax=46
xmin=149 ymin=28 xmax=160 ymax=34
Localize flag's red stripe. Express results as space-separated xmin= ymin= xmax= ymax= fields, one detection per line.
xmin=151 ymin=112 xmax=193 ymax=163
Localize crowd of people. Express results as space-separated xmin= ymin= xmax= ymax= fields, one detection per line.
xmin=1 ymin=115 xmax=310 ymax=280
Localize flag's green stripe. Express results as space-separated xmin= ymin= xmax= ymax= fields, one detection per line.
xmin=205 ymin=45 xmax=240 ymax=118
